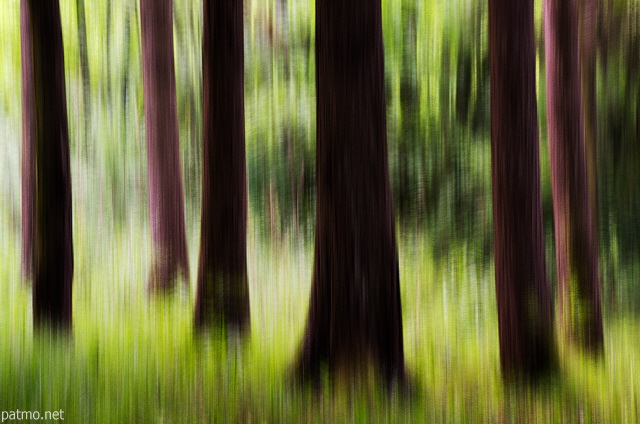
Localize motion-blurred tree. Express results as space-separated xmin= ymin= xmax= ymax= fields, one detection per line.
xmin=488 ymin=0 xmax=556 ymax=380
xmin=294 ymin=0 xmax=406 ymax=386
xmin=20 ymin=0 xmax=34 ymax=282
xmin=21 ymin=0 xmax=74 ymax=329
xmin=544 ymin=0 xmax=603 ymax=352
xmin=579 ymin=0 xmax=598 ymax=233
xmin=140 ymin=0 xmax=190 ymax=291
xmin=194 ymin=0 xmax=250 ymax=334
xmin=76 ymin=0 xmax=90 ymax=147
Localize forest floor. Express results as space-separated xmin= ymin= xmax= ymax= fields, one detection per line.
xmin=0 ymin=226 xmax=639 ymax=423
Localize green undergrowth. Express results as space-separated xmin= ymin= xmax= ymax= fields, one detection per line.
xmin=0 ymin=222 xmax=639 ymax=423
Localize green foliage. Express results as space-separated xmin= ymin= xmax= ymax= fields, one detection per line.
xmin=596 ymin=0 xmax=640 ymax=311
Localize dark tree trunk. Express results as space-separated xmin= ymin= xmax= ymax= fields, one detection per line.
xmin=294 ymin=0 xmax=405 ymax=386
xmin=580 ymin=0 xmax=605 ymax=310
xmin=488 ymin=0 xmax=556 ymax=380
xmin=544 ymin=0 xmax=603 ymax=352
xmin=20 ymin=0 xmax=34 ymax=282
xmin=194 ymin=0 xmax=250 ymax=333
xmin=579 ymin=0 xmax=598 ymax=220
xmin=140 ymin=0 xmax=190 ymax=291
xmin=22 ymin=0 xmax=74 ymax=330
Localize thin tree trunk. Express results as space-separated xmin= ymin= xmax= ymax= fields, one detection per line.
xmin=194 ymin=0 xmax=250 ymax=333
xmin=105 ymin=0 xmax=112 ymax=106
xmin=580 ymin=0 xmax=601 ymax=306
xmin=121 ymin=0 xmax=132 ymax=143
xmin=22 ymin=0 xmax=74 ymax=330
xmin=76 ymin=0 xmax=91 ymax=144
xmin=488 ymin=0 xmax=556 ymax=380
xmin=295 ymin=0 xmax=405 ymax=386
xmin=579 ymin=0 xmax=598 ymax=221
xmin=20 ymin=0 xmax=34 ymax=282
xmin=140 ymin=0 xmax=190 ymax=291
xmin=544 ymin=0 xmax=603 ymax=352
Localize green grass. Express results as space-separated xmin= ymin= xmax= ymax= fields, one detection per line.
xmin=1 ymin=219 xmax=639 ymax=423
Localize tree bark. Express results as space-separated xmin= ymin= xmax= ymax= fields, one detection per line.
xmin=22 ymin=0 xmax=74 ymax=330
xmin=580 ymin=0 xmax=603 ymax=336
xmin=488 ymin=0 xmax=556 ymax=380
xmin=579 ymin=0 xmax=598 ymax=223
xmin=140 ymin=0 xmax=190 ymax=291
xmin=544 ymin=0 xmax=603 ymax=352
xmin=194 ymin=0 xmax=250 ymax=333
xmin=20 ymin=0 xmax=34 ymax=282
xmin=294 ymin=0 xmax=406 ymax=386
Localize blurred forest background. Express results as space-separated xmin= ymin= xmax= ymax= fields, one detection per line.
xmin=1 ymin=0 xmax=639 ymax=422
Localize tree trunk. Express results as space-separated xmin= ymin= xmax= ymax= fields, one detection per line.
xmin=488 ymin=0 xmax=556 ymax=380
xmin=294 ymin=0 xmax=405 ymax=386
xmin=20 ymin=0 xmax=34 ymax=282
xmin=140 ymin=0 xmax=190 ymax=291
xmin=22 ymin=0 xmax=74 ymax=330
xmin=76 ymin=0 xmax=91 ymax=145
xmin=121 ymin=0 xmax=133 ymax=143
xmin=194 ymin=0 xmax=250 ymax=333
xmin=579 ymin=0 xmax=598 ymax=225
xmin=105 ymin=0 xmax=112 ymax=106
xmin=544 ymin=0 xmax=603 ymax=352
